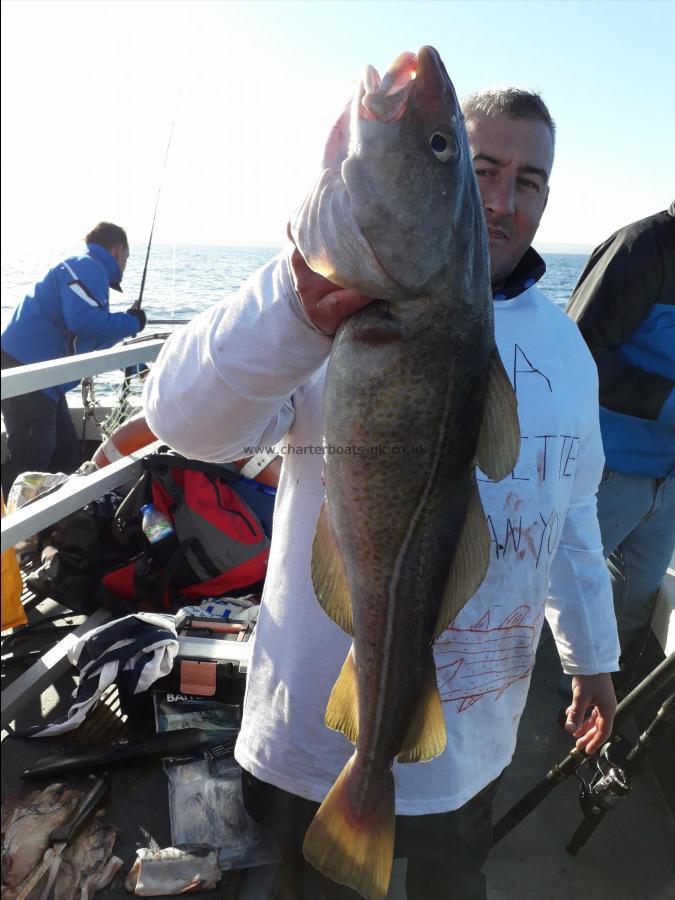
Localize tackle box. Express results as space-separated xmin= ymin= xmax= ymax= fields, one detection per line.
xmin=118 ymin=616 xmax=253 ymax=720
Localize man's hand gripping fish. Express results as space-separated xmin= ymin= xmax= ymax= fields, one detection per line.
xmin=291 ymin=46 xmax=520 ymax=900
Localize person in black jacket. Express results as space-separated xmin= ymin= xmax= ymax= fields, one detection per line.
xmin=567 ymin=204 xmax=675 ymax=657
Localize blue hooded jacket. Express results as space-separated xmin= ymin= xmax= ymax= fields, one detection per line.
xmin=1 ymin=243 xmax=140 ymax=402
xmin=567 ymin=205 xmax=675 ymax=478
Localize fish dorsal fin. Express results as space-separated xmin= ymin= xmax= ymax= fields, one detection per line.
xmin=396 ymin=653 xmax=447 ymax=763
xmin=433 ymin=482 xmax=491 ymax=639
xmin=476 ymin=350 xmax=520 ymax=482
xmin=325 ymin=645 xmax=358 ymax=743
xmin=311 ymin=499 xmax=354 ymax=636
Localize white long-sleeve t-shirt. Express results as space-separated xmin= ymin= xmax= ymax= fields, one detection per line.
xmin=144 ymin=251 xmax=620 ymax=814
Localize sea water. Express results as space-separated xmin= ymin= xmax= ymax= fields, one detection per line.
xmin=0 ymin=244 xmax=283 ymax=330
xmin=1 ymin=244 xmax=588 ymax=403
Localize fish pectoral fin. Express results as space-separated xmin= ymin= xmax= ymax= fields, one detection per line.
xmin=396 ymin=655 xmax=447 ymax=763
xmin=433 ymin=482 xmax=490 ymax=639
xmin=476 ymin=350 xmax=520 ymax=482
xmin=325 ymin=645 xmax=359 ymax=743
xmin=311 ymin=499 xmax=354 ymax=635
xmin=303 ymin=754 xmax=395 ymax=900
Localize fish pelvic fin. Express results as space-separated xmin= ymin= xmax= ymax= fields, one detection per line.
xmin=303 ymin=754 xmax=395 ymax=900
xmin=312 ymin=499 xmax=354 ymax=635
xmin=433 ymin=481 xmax=490 ymax=639
xmin=396 ymin=653 xmax=447 ymax=763
xmin=325 ymin=645 xmax=359 ymax=743
xmin=476 ymin=349 xmax=520 ymax=482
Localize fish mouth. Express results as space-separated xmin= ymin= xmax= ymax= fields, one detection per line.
xmin=360 ymin=51 xmax=418 ymax=123
xmin=359 ymin=46 xmax=452 ymax=124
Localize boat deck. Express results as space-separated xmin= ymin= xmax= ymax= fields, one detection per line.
xmin=2 ymin=582 xmax=673 ymax=900
xmin=485 ymin=627 xmax=674 ymax=900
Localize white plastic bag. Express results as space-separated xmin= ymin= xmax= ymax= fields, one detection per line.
xmin=164 ymin=756 xmax=279 ymax=870
xmin=6 ymin=471 xmax=70 ymax=513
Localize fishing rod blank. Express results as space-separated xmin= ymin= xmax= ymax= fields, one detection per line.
xmin=132 ymin=122 xmax=175 ymax=312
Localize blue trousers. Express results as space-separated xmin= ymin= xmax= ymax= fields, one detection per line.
xmin=1 ymin=388 xmax=80 ymax=497
xmin=597 ymin=468 xmax=675 ymax=653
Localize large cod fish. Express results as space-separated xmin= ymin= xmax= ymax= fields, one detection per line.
xmin=291 ymin=46 xmax=520 ymax=900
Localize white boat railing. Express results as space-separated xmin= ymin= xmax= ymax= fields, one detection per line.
xmin=0 ymin=330 xmax=254 ymax=730
xmin=1 ymin=338 xmax=165 ymax=399
xmin=1 ymin=442 xmax=161 ymax=552
xmin=1 ymin=337 xmax=168 ymax=551
xmin=1 ymin=608 xmax=112 ymax=728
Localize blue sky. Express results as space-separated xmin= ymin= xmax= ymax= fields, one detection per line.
xmin=1 ymin=0 xmax=673 ymax=251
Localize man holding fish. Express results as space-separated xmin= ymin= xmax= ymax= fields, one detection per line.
xmin=145 ymin=47 xmax=619 ymax=900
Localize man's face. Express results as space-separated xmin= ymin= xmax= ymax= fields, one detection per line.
xmin=111 ymin=243 xmax=130 ymax=276
xmin=465 ymin=112 xmax=554 ymax=289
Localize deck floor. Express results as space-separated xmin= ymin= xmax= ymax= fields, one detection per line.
xmin=484 ymin=628 xmax=674 ymax=900
xmin=2 ymin=591 xmax=674 ymax=900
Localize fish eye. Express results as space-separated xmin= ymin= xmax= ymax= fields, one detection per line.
xmin=429 ymin=131 xmax=458 ymax=163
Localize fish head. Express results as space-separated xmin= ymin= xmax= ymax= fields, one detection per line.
xmin=292 ymin=47 xmax=487 ymax=301
xmin=345 ymin=46 xmax=483 ymax=296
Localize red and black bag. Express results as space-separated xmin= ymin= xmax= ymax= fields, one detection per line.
xmin=100 ymin=452 xmax=272 ymax=611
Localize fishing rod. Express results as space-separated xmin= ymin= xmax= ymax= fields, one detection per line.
xmin=491 ymin=651 xmax=675 ymax=848
xmin=131 ymin=121 xmax=175 ymax=312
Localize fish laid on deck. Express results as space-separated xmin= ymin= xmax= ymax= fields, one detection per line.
xmin=1 ymin=782 xmax=121 ymax=900
xmin=291 ymin=46 xmax=520 ymax=900
xmin=124 ymin=845 xmax=221 ymax=896
xmin=1 ymin=783 xmax=80 ymax=894
xmin=51 ymin=810 xmax=121 ymax=900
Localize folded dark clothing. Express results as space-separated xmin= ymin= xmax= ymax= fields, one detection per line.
xmin=16 ymin=612 xmax=178 ymax=738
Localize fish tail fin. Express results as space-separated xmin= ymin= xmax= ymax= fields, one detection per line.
xmin=303 ymin=754 xmax=394 ymax=900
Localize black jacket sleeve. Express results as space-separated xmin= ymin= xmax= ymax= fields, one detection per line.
xmin=566 ymin=215 xmax=673 ymax=421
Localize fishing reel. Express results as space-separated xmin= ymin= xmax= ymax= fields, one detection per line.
xmin=577 ymin=740 xmax=631 ymax=816
xmin=566 ymin=738 xmax=632 ymax=855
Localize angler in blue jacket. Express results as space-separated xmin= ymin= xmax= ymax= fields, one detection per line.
xmin=567 ymin=204 xmax=675 ymax=656
xmin=1 ymin=222 xmax=146 ymax=496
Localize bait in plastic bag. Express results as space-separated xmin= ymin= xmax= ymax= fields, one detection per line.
xmin=164 ymin=757 xmax=279 ymax=870
xmin=125 ymin=844 xmax=220 ymax=896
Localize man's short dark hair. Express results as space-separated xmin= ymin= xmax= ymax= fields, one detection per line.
xmin=84 ymin=222 xmax=128 ymax=251
xmin=461 ymin=88 xmax=556 ymax=149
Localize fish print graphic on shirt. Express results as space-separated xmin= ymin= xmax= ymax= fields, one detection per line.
xmin=435 ymin=336 xmax=583 ymax=713
xmin=435 ymin=604 xmax=546 ymax=711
